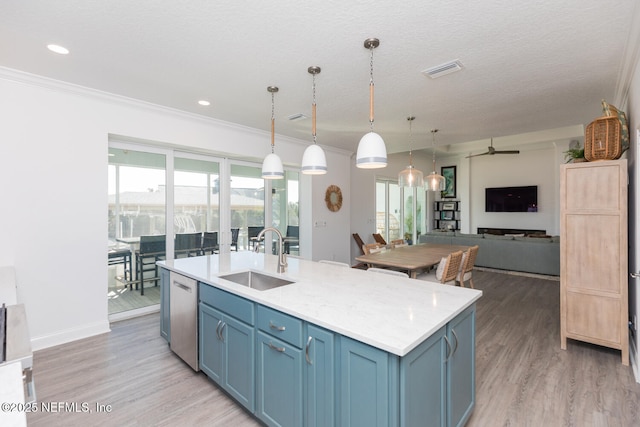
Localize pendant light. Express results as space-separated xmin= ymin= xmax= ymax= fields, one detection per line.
xmin=356 ymin=38 xmax=387 ymax=169
xmin=262 ymin=86 xmax=284 ymax=179
xmin=426 ymin=129 xmax=446 ymax=191
xmin=398 ymin=116 xmax=424 ymax=187
xmin=301 ymin=66 xmax=327 ymax=175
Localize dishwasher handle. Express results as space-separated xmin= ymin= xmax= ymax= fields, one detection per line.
xmin=173 ymin=280 xmax=193 ymax=292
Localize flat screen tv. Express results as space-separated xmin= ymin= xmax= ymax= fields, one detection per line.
xmin=485 ymin=185 xmax=537 ymax=212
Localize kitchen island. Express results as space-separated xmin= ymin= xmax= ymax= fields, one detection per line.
xmin=159 ymin=252 xmax=482 ymax=427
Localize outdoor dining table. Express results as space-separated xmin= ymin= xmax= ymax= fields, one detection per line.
xmin=355 ymin=242 xmax=471 ymax=279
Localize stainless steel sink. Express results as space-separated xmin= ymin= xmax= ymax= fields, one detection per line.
xmin=219 ymin=270 xmax=295 ymax=291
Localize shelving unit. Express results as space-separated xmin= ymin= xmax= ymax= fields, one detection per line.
xmin=434 ymin=200 xmax=460 ymax=230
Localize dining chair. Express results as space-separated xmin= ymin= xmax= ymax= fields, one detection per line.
xmin=362 ymin=243 xmax=384 ymax=255
xmin=372 ymin=233 xmax=387 ymax=245
xmin=318 ymin=260 xmax=350 ymax=268
xmin=201 ymin=231 xmax=219 ymax=255
xmin=456 ymin=245 xmax=479 ymax=288
xmin=367 ymin=267 xmax=409 ymax=278
xmin=248 ymin=226 xmax=263 ymax=251
xmin=390 ymin=239 xmax=407 ymax=248
xmin=136 ymin=235 xmax=166 ymax=295
xmin=108 ymin=247 xmax=132 ymax=289
xmin=352 ymin=233 xmax=366 ymax=255
xmin=230 ymin=228 xmax=240 ymax=251
xmin=175 ymin=232 xmax=202 ymax=258
xmin=417 ymin=250 xmax=464 ymax=285
xmin=285 ymin=225 xmax=299 ymax=254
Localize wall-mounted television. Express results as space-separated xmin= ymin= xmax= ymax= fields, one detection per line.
xmin=485 ymin=185 xmax=538 ymax=212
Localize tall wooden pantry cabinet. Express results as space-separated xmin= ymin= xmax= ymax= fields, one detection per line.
xmin=560 ymin=159 xmax=628 ymax=365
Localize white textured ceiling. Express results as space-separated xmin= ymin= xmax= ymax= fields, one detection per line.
xmin=0 ymin=0 xmax=636 ymax=155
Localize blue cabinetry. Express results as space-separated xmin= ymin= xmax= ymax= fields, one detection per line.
xmin=447 ymin=304 xmax=475 ymax=427
xmin=159 ymin=267 xmax=170 ymax=342
xmin=192 ymin=280 xmax=476 ymax=427
xmin=339 ymin=335 xmax=398 ymax=426
xmin=305 ymin=324 xmax=335 ymax=427
xmin=199 ymin=284 xmax=255 ymax=412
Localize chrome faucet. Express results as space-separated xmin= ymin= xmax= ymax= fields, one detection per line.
xmin=254 ymin=227 xmax=288 ymax=273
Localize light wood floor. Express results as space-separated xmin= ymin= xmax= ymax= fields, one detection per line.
xmin=28 ymin=270 xmax=639 ymax=426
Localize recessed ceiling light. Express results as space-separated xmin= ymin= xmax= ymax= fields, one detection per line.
xmin=47 ymin=44 xmax=69 ymax=55
xmin=198 ymin=100 xmax=210 ymax=106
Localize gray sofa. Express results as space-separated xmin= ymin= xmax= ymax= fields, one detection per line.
xmin=418 ymin=231 xmax=560 ymax=276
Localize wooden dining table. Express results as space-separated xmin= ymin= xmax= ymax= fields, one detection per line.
xmin=355 ymin=242 xmax=471 ymax=279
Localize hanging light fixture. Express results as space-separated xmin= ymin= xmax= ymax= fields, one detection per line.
xmin=301 ymin=66 xmax=327 ymax=175
xmin=426 ymin=129 xmax=446 ymax=192
xmin=356 ymin=38 xmax=387 ymax=169
xmin=262 ymin=86 xmax=284 ymax=179
xmin=398 ymin=116 xmax=424 ymax=187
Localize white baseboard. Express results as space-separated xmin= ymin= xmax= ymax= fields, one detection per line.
xmin=108 ymin=304 xmax=159 ymax=323
xmin=30 ymin=320 xmax=111 ymax=352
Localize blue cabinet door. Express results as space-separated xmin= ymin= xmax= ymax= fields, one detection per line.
xmin=160 ymin=268 xmax=170 ymax=342
xmin=199 ymin=303 xmax=224 ymax=384
xmin=339 ymin=336 xmax=391 ymax=426
xmin=223 ymin=314 xmax=255 ymax=412
xmin=447 ymin=305 xmax=476 ymax=427
xmin=400 ymin=325 xmax=446 ymax=427
xmin=305 ymin=324 xmax=335 ymax=427
xmin=256 ymin=331 xmax=303 ymax=427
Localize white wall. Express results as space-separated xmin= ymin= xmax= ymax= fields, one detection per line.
xmin=0 ymin=69 xmax=352 ymax=350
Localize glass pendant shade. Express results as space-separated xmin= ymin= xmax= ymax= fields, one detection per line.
xmin=399 ymin=165 xmax=424 ymax=188
xmin=398 ymin=116 xmax=423 ymax=187
xmin=426 ymin=128 xmax=445 ymax=191
xmin=426 ymin=170 xmax=446 ymax=191
xmin=262 ymin=153 xmax=284 ymax=179
xmin=301 ymin=144 xmax=327 ymax=174
xmin=356 ymin=131 xmax=387 ymax=168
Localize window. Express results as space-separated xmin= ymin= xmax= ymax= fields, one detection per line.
xmin=376 ymin=178 xmax=423 ymax=244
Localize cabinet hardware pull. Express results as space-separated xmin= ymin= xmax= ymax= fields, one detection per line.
xmin=305 ymin=336 xmax=313 ymax=365
xmin=173 ymin=281 xmax=192 ymax=292
xmin=269 ymin=321 xmax=286 ymax=331
xmin=219 ymin=322 xmax=226 ymax=343
xmin=215 ymin=320 xmax=223 ymax=340
xmin=451 ymin=329 xmax=459 ymax=356
xmin=444 ymin=335 xmax=452 ymax=362
xmin=268 ymin=342 xmax=286 ymax=353
xmin=631 ymin=272 xmax=640 ymax=279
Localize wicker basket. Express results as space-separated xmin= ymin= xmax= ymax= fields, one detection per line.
xmin=584 ymin=116 xmax=622 ymax=161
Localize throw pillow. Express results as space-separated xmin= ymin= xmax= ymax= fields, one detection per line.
xmin=435 ymin=256 xmax=448 ymax=281
xmin=459 ymin=251 xmax=468 ymax=272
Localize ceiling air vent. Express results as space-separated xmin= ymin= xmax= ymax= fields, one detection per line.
xmin=287 ymin=113 xmax=308 ymax=121
xmin=422 ymin=60 xmax=464 ymax=79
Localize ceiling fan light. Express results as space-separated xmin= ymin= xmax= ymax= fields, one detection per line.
xmin=262 ymin=153 xmax=284 ymax=179
xmin=399 ymin=165 xmax=424 ymax=188
xmin=426 ymin=171 xmax=446 ymax=192
xmin=301 ymin=144 xmax=327 ymax=175
xmin=356 ymin=132 xmax=387 ymax=168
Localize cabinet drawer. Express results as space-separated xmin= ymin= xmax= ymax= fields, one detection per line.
xmin=257 ymin=305 xmax=303 ymax=348
xmin=199 ymin=283 xmax=255 ymax=326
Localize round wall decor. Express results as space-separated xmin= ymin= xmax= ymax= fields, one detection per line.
xmin=325 ymin=185 xmax=343 ymax=212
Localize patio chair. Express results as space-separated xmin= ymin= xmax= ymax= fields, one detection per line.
xmin=136 ymin=235 xmax=166 ymax=295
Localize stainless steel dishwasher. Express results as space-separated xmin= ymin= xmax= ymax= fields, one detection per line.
xmin=169 ymin=271 xmax=199 ymax=371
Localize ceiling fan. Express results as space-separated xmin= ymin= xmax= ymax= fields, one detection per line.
xmin=466 ymin=138 xmax=520 ymax=158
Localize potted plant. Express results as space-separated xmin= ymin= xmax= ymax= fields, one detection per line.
xmin=564 ymin=144 xmax=585 ymax=163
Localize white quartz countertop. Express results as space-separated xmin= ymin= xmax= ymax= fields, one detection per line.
xmin=159 ymin=253 xmax=482 ymax=357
